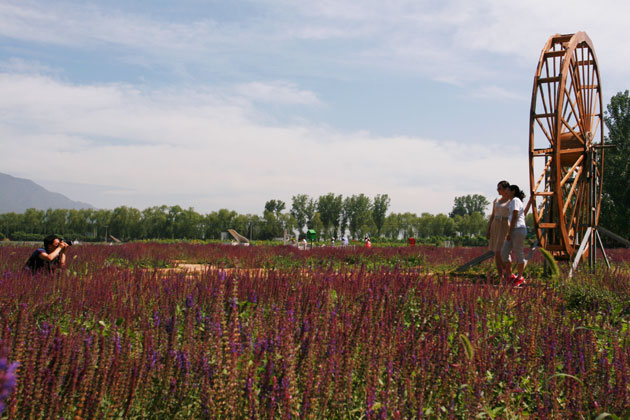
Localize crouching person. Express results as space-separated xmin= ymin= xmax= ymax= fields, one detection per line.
xmin=25 ymin=235 xmax=69 ymax=274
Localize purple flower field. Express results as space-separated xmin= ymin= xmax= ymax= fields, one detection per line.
xmin=0 ymin=243 xmax=629 ymax=419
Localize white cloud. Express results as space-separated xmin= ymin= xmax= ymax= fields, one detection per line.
xmin=0 ymin=73 xmax=527 ymax=214
xmin=469 ymin=85 xmax=525 ymax=101
xmin=0 ymin=1 xmax=219 ymax=50
xmin=0 ymin=57 xmax=60 ymax=75
xmin=234 ymin=81 xmax=321 ymax=105
xmin=2 ymin=0 xmax=629 ymax=94
xmin=274 ymin=0 xmax=630 ymax=90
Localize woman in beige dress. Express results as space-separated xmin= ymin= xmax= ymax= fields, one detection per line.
xmin=486 ymin=180 xmax=511 ymax=277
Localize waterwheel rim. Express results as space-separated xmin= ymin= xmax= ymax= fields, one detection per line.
xmin=529 ymin=32 xmax=605 ymax=260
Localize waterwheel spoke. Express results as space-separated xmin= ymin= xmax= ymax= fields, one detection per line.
xmin=533 ymin=157 xmax=553 ymax=192
xmin=566 ymin=68 xmax=582 ymax=126
xmin=560 ymin=155 xmax=584 ymax=186
xmin=537 ymin=79 xmax=556 ymax=139
xmin=560 ymin=116 xmax=584 ymax=145
xmin=562 ymin=166 xmax=583 ymax=215
xmin=567 ymin=177 xmax=586 ymax=237
xmin=561 ymin=98 xmax=578 ymax=136
xmin=563 ymin=69 xmax=585 ymax=143
xmin=576 ymin=47 xmax=588 ymax=124
xmin=585 ymin=48 xmax=594 ymax=125
xmin=535 ymin=108 xmax=554 ymax=144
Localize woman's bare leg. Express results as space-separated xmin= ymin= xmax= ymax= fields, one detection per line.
xmin=495 ymin=253 xmax=503 ymax=277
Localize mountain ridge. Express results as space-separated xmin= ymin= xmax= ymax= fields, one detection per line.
xmin=0 ymin=172 xmax=94 ymax=213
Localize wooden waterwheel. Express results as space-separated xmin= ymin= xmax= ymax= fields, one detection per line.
xmin=529 ymin=32 xmax=605 ymax=260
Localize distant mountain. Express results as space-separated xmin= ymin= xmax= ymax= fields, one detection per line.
xmin=0 ymin=173 xmax=94 ymax=213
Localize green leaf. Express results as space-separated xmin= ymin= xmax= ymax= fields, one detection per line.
xmin=574 ymin=325 xmax=607 ymax=334
xmin=539 ymin=247 xmax=560 ymax=278
xmin=548 ymin=373 xmax=583 ymax=386
xmin=595 ymin=413 xmax=619 ymax=420
xmin=459 ymin=333 xmax=474 ymax=360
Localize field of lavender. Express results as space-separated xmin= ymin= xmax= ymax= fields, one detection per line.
xmin=1 ymin=243 xmax=630 ymax=419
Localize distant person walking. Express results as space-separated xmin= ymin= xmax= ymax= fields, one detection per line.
xmin=25 ymin=234 xmax=69 ymax=273
xmin=501 ymin=185 xmax=528 ymax=287
xmin=365 ymin=236 xmax=371 ymax=249
xmin=486 ymin=180 xmax=511 ymax=277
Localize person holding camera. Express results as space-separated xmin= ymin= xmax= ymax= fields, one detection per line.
xmin=25 ymin=234 xmax=69 ymax=273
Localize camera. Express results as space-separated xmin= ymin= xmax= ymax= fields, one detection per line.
xmin=61 ymin=239 xmax=74 ymax=246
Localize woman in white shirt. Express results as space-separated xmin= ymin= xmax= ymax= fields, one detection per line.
xmin=501 ymin=185 xmax=527 ymax=287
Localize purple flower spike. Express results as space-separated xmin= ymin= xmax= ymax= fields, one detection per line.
xmin=0 ymin=358 xmax=19 ymax=415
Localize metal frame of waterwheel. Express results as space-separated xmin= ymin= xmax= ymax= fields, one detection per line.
xmin=529 ymin=32 xmax=605 ymax=262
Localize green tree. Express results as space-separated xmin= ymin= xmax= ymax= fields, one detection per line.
xmin=240 ymin=214 xmax=262 ymax=240
xmin=309 ymin=213 xmax=324 ymax=238
xmin=141 ymin=206 xmax=168 ymax=239
xmin=430 ymin=214 xmax=456 ymax=237
xmin=416 ymin=213 xmax=433 ymax=238
xmin=22 ymin=208 xmax=44 ymax=234
xmin=204 ymin=209 xmax=238 ymax=239
xmin=43 ymin=209 xmax=68 ymax=234
xmin=166 ymin=205 xmax=184 ymax=239
xmin=371 ymin=194 xmax=390 ymax=238
xmin=343 ymin=194 xmax=373 ymax=239
xmin=382 ymin=213 xmax=401 ymax=240
xmin=171 ymin=207 xmax=201 ymax=239
xmin=449 ymin=194 xmax=490 ymax=218
xmin=601 ymin=90 xmax=630 ymax=239
xmin=110 ymin=206 xmax=142 ymax=240
xmin=261 ymin=200 xmax=287 ymax=240
xmin=280 ymin=213 xmax=298 ymax=237
xmin=291 ymin=194 xmax=316 ymax=237
xmin=67 ymin=209 xmax=91 ymax=238
xmin=398 ymin=212 xmax=418 ymax=239
xmin=317 ymin=193 xmax=343 ymax=239
xmin=92 ymin=209 xmax=112 ymax=241
xmin=264 ymin=200 xmax=286 ymax=218
xmin=20 ymin=209 xmax=44 ymax=234
xmin=0 ymin=213 xmax=21 ymax=238
xmin=454 ymin=212 xmax=487 ymax=236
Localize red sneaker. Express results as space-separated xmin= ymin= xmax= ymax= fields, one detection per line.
xmin=513 ymin=277 xmax=526 ymax=288
xmin=505 ymin=274 xmax=517 ymax=283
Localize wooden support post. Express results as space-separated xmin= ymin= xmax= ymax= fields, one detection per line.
xmin=597 ymin=226 xmax=630 ymax=247
xmin=454 ymin=250 xmax=495 ymax=272
xmin=595 ymin=229 xmax=611 ymax=269
xmin=569 ymin=227 xmax=592 ymax=278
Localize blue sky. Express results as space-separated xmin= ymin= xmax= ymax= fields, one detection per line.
xmin=1 ymin=0 xmax=628 ymax=215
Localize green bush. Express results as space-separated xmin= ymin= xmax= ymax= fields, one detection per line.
xmin=9 ymin=231 xmax=43 ymax=241
xmin=561 ymin=273 xmax=630 ymax=326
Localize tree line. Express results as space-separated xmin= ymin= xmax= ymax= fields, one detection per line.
xmin=601 ymin=90 xmax=630 ymax=242
xmin=0 ymin=193 xmax=492 ymax=244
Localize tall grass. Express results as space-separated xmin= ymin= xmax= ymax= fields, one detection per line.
xmin=0 ymin=243 xmax=629 ymax=418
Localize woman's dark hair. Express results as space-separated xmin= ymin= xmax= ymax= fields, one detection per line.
xmin=497 ymin=180 xmax=510 ymax=189
xmin=43 ymin=234 xmax=60 ymax=248
xmin=508 ymin=185 xmax=526 ymax=200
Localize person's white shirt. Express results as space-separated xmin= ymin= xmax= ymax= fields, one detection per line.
xmin=509 ymin=197 xmax=527 ymax=229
